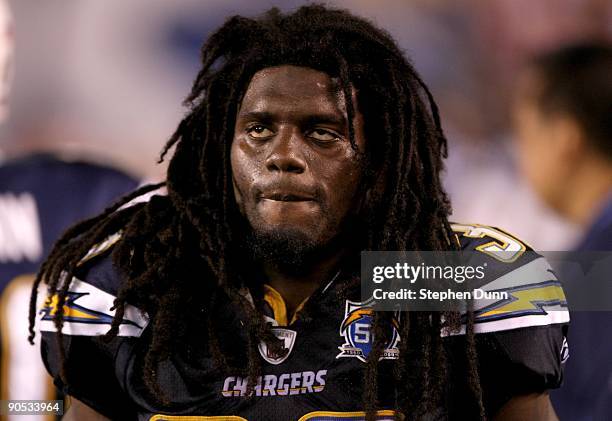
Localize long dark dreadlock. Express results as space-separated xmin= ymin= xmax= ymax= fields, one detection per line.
xmin=28 ymin=5 xmax=485 ymax=420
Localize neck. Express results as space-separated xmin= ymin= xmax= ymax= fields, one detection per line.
xmin=262 ymin=245 xmax=346 ymax=316
xmin=561 ymin=159 xmax=612 ymax=227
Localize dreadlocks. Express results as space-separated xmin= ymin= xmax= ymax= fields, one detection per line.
xmin=28 ymin=5 xmax=484 ymax=420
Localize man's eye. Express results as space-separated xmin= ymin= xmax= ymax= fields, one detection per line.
xmin=247 ymin=125 xmax=274 ymax=138
xmin=308 ymin=129 xmax=340 ymax=143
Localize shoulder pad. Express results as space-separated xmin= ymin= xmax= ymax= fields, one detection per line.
xmin=78 ymin=232 xmax=122 ymax=266
xmin=448 ymin=223 xmax=569 ymax=335
xmin=38 ymin=274 xmax=148 ymax=337
xmin=451 ymin=223 xmax=533 ymax=259
xmin=39 ymin=232 xmax=148 ymax=337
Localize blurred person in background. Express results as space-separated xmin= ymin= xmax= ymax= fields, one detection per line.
xmin=0 ymin=0 xmax=139 ymax=416
xmin=513 ymin=42 xmax=612 ymax=420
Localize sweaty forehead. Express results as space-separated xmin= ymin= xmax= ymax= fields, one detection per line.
xmin=239 ymin=65 xmax=345 ymax=114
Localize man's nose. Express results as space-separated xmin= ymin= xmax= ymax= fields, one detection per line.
xmin=265 ymin=127 xmax=306 ymax=174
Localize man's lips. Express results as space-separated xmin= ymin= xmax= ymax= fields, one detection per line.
xmin=258 ymin=191 xmax=316 ymax=202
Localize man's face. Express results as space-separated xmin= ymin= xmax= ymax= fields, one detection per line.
xmin=513 ymin=74 xmax=570 ymax=213
xmin=231 ymin=65 xmax=366 ymax=252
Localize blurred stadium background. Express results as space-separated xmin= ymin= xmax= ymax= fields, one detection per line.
xmin=3 ymin=0 xmax=611 ymax=250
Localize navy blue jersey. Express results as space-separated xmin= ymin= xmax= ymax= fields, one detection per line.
xmin=0 ymin=153 xmax=139 ymax=287
xmin=39 ymin=223 xmax=569 ymax=420
xmin=0 ymin=153 xmax=138 ymax=407
xmin=551 ymin=195 xmax=612 ymax=420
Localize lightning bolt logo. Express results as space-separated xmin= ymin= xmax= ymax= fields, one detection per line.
xmin=340 ymin=308 xmax=399 ymax=333
xmin=340 ymin=308 xmax=373 ymax=333
xmin=475 ymin=281 xmax=567 ymax=322
xmin=40 ymin=292 xmax=142 ymax=328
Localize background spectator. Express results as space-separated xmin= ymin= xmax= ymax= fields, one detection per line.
xmin=513 ymin=42 xmax=612 ymax=420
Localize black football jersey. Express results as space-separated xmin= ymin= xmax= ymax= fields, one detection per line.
xmin=38 ymin=223 xmax=569 ymax=420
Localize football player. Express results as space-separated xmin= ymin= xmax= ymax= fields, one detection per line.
xmin=0 ymin=0 xmax=139 ymax=414
xmin=30 ymin=5 xmax=568 ymax=420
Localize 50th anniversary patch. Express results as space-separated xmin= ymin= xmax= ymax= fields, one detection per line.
xmin=336 ymin=298 xmax=400 ymax=363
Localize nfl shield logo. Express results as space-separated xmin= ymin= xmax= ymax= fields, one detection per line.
xmin=560 ymin=337 xmax=569 ymax=363
xmin=258 ymin=327 xmax=297 ymax=365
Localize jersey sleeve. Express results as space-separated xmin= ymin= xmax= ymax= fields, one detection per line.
xmin=38 ymin=246 xmax=148 ymax=419
xmin=480 ymin=324 xmax=566 ymax=416
xmin=446 ymin=224 xmax=570 ymax=417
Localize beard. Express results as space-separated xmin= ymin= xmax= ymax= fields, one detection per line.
xmin=244 ymin=226 xmax=326 ymax=276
